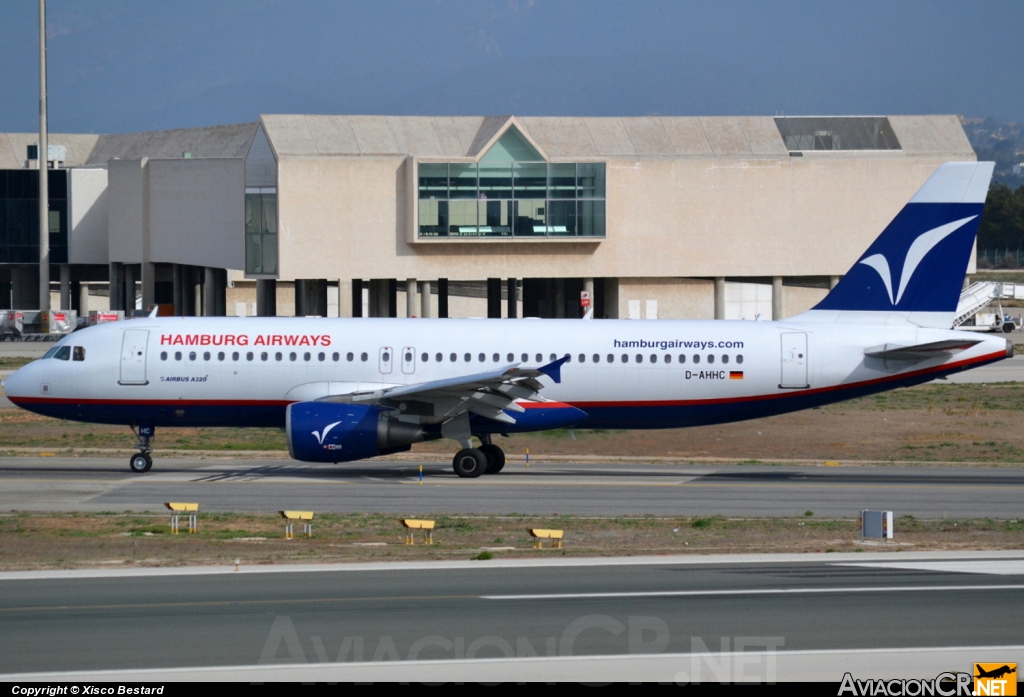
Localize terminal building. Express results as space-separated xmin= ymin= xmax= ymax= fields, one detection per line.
xmin=0 ymin=114 xmax=976 ymax=321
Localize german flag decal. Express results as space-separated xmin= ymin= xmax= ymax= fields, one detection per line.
xmin=729 ymin=371 xmax=744 ymax=380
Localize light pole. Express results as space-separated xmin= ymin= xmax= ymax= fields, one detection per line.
xmin=38 ymin=0 xmax=49 ymax=312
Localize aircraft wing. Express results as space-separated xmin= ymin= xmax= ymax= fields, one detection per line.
xmin=864 ymin=338 xmax=983 ymax=361
xmin=317 ymin=356 xmax=570 ymax=425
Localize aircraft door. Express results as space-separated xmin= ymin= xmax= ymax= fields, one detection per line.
xmin=401 ymin=347 xmax=415 ymax=375
xmin=119 ymin=329 xmax=150 ymax=385
xmin=379 ymin=346 xmax=393 ymax=374
xmin=779 ymin=332 xmax=809 ymax=389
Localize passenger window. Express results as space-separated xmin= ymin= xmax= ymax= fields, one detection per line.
xmin=679 ymin=354 xmax=686 ymax=364
xmin=54 ymin=346 xmax=71 ymax=360
xmin=564 ymin=354 xmax=571 ymax=363
xmin=693 ymin=354 xmax=700 ymax=364
xmin=464 ymin=353 xmax=471 ymax=362
xmin=381 ymin=351 xmax=389 ymax=362
xmin=593 ymin=354 xmax=600 ymax=363
xmin=708 ymin=355 xmax=715 ymax=364
xmin=303 ymin=352 xmax=311 ymax=361
xmin=260 ymin=352 xmax=267 ymax=361
xmin=276 ymin=352 xmax=283 ymax=361
xmin=435 ymin=353 xmax=442 ymax=362
xmin=607 ymin=354 xmax=614 ymax=363
xmin=522 ymin=353 xmax=528 ymax=362
xmin=636 ymin=354 xmax=643 ymax=363
xmin=493 ymin=353 xmax=499 ymax=362
xmin=650 ymin=354 xmax=657 ymax=363
xmin=405 ymin=351 xmax=413 ymax=362
xmin=535 ymin=353 xmax=542 ymax=362
xmin=450 ymin=353 xmax=457 ymax=362
xmin=332 ymin=352 xmax=339 ymax=361
xmin=507 ymin=353 xmax=514 ymax=362
xmin=203 ymin=352 xmax=211 ymax=361
xmin=421 ymin=352 xmax=428 ymax=362
xmin=233 ymin=352 xmax=240 ymax=361
xmin=477 ymin=353 xmax=485 ymax=362
xmin=189 ymin=352 xmax=197 ymax=361
xmin=217 ymin=352 xmax=225 ymax=361
xmin=737 ymin=355 xmax=744 ymax=364
xmin=160 ymin=351 xmax=167 ymax=361
xmin=346 ymin=352 xmax=354 ymax=361
xmin=621 ymin=354 xmax=628 ymax=363
xmin=722 ymin=355 xmax=729 ymax=364
xmin=665 ymin=354 xmax=672 ymax=364
xmin=549 ymin=353 xmax=556 ymax=361
xmin=360 ymin=352 xmax=368 ymax=362
xmin=318 ymin=352 xmax=325 ymax=361
xmin=175 ymin=351 xmax=182 ymax=361
xmin=579 ymin=354 xmax=586 ymax=363
xmin=290 ymin=352 xmax=297 ymax=362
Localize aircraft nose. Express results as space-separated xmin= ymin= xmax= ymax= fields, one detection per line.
xmin=2 ymin=364 xmax=30 ymax=400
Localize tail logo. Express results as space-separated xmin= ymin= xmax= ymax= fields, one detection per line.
xmin=312 ymin=420 xmax=342 ymax=445
xmin=858 ymin=215 xmax=977 ymax=305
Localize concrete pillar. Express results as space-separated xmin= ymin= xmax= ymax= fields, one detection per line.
xmin=315 ymin=279 xmax=327 ymax=317
xmin=554 ymin=279 xmax=565 ymax=318
xmin=419 ymin=281 xmax=431 ymax=318
xmin=189 ymin=267 xmax=201 ymax=316
xmin=256 ymin=278 xmax=277 ymax=317
xmin=107 ymin=262 xmax=123 ymax=311
xmin=487 ymin=278 xmax=501 ymax=318
xmin=124 ymin=264 xmax=137 ymax=314
xmin=203 ymin=267 xmax=217 ymax=317
xmin=438 ymin=278 xmax=449 ymax=318
xmin=406 ymin=278 xmax=417 ymax=318
xmin=388 ymin=279 xmax=397 ymax=318
xmin=141 ymin=262 xmax=156 ymax=312
xmin=338 ymin=280 xmax=353 ymax=318
xmin=70 ymin=281 xmax=80 ymax=313
xmin=59 ymin=265 xmax=71 ymax=310
xmin=172 ymin=265 xmax=183 ymax=316
xmin=294 ymin=279 xmax=308 ymax=317
xmin=78 ymin=282 xmax=89 ymax=315
xmin=583 ymin=278 xmax=594 ymax=317
xmin=829 ymin=275 xmax=841 ymax=290
xmin=506 ymin=278 xmax=517 ymax=319
xmin=714 ymin=277 xmax=726 ymax=320
xmin=351 ymin=279 xmax=363 ymax=318
xmin=215 ymin=269 xmax=227 ymax=317
xmin=772 ymin=276 xmax=783 ymax=320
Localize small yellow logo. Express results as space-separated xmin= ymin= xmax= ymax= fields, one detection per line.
xmin=975 ymin=663 xmax=1017 ymax=696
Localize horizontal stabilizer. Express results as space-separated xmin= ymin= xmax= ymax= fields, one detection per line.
xmin=864 ymin=338 xmax=982 ymax=361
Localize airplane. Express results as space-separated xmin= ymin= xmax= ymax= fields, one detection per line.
xmin=2 ymin=162 xmax=1009 ymax=477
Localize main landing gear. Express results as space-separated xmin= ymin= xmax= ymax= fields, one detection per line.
xmin=451 ymin=435 xmax=506 ymax=478
xmin=129 ymin=425 xmax=154 ymax=473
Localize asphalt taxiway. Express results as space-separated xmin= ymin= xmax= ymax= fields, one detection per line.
xmin=0 ymin=457 xmax=1021 ymax=518
xmin=0 ymin=551 xmax=1021 ymax=680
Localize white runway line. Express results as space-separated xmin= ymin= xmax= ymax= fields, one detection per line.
xmin=481 ymin=584 xmax=1024 ymax=601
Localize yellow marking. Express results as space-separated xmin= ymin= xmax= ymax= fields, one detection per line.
xmin=165 ymin=502 xmax=199 ymax=512
xmin=401 ymin=519 xmax=435 ymax=530
xmin=279 ymin=511 xmax=313 ymax=520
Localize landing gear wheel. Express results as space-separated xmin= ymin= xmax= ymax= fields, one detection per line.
xmin=129 ymin=453 xmax=152 ymax=473
xmin=479 ymin=443 xmax=506 ymax=474
xmin=452 ymin=448 xmax=487 ymax=478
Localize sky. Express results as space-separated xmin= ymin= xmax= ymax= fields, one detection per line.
xmin=0 ymin=0 xmax=1022 ymax=134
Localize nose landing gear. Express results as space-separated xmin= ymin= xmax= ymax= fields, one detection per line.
xmin=129 ymin=425 xmax=154 ymax=473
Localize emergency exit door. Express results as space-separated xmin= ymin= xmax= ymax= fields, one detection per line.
xmin=119 ymin=329 xmax=149 ymax=385
xmin=779 ymin=332 xmax=809 ymax=389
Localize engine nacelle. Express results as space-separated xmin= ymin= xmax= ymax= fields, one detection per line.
xmin=286 ymin=402 xmax=425 ymax=463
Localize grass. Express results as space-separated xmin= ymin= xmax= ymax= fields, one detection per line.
xmin=0 ymin=512 xmax=1020 ymax=570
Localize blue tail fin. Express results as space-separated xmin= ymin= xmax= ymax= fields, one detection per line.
xmin=801 ymin=162 xmax=994 ymax=327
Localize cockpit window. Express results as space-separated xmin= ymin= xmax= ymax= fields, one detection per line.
xmin=53 ymin=346 xmax=71 ymax=361
xmin=73 ymin=346 xmax=85 ymax=361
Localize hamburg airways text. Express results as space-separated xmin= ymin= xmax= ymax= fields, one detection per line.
xmin=160 ymin=334 xmax=331 ymax=347
xmin=613 ymin=339 xmax=744 ymax=350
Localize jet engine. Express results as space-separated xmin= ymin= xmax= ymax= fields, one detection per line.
xmin=286 ymin=402 xmax=425 ymax=463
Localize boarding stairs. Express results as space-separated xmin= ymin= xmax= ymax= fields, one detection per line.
xmin=954 ymin=282 xmax=1005 ymax=328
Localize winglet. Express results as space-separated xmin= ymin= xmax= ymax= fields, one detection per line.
xmin=148 ymin=306 xmax=159 ymax=318
xmin=538 ymin=355 xmax=570 ymax=384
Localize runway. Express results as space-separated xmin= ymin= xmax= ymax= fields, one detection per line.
xmin=0 ymin=456 xmax=1022 ymax=518
xmin=0 ymin=552 xmax=1021 ymax=679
